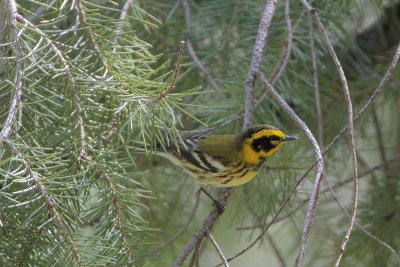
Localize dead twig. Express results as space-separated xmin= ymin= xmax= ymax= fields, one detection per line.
xmin=155 ymin=41 xmax=186 ymax=102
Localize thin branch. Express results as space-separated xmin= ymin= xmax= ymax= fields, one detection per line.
xmin=95 ymin=162 xmax=136 ymax=265
xmin=173 ymin=188 xmax=232 ymax=266
xmin=114 ymin=0 xmax=135 ymax=45
xmin=184 ymin=1 xmax=298 ymax=136
xmin=302 ymin=5 xmax=359 ymax=266
xmin=267 ymin=234 xmax=287 ymax=267
xmin=243 ymin=0 xmax=277 ymax=129
xmin=154 ymin=40 xmax=186 ymax=102
xmin=146 ymin=188 xmax=201 ymax=255
xmin=189 ymin=238 xmax=203 ymax=267
xmin=308 ymin=12 xmax=323 ymax=145
xmin=4 ymin=139 xmax=82 ymax=266
xmin=16 ymin=14 xmax=88 ymax=160
xmin=253 ymin=0 xmax=294 ymax=109
xmin=221 ymin=35 xmax=400 ymax=259
xmin=208 ymin=232 xmax=230 ymax=267
xmin=257 ymin=71 xmax=324 ymax=267
xmin=0 ymin=0 xmax=24 ymax=140
xmin=322 ymin=34 xmax=400 ymax=163
xmin=372 ymin=107 xmax=389 ymax=178
xmin=324 ymin=173 xmax=400 ymax=265
xmin=175 ymin=3 xmax=278 ymax=264
xmin=182 ymin=0 xmax=224 ymax=96
xmin=213 ymin=165 xmax=315 ymax=267
xmin=213 ymin=72 xmax=324 ymax=266
xmin=74 ymin=0 xmax=109 ymax=74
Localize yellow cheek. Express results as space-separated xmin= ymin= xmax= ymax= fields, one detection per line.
xmin=242 ymin=144 xmax=261 ymax=164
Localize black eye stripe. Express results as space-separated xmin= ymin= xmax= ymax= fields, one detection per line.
xmin=269 ymin=135 xmax=280 ymax=141
xmin=251 ymin=136 xmax=277 ymax=152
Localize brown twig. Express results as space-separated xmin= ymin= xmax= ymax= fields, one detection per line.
xmin=146 ymin=188 xmax=201 ymax=255
xmin=96 ymin=164 xmax=136 ymax=265
xmin=243 ymin=0 xmax=277 ymax=129
xmin=174 ymin=3 xmax=278 ymax=264
xmin=155 ymin=40 xmax=186 ymax=102
xmin=208 ymin=232 xmax=230 ymax=267
xmin=0 ymin=0 xmax=24 ymax=140
xmin=4 ymin=139 xmax=82 ymax=266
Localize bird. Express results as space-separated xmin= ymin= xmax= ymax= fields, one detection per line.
xmin=157 ymin=124 xmax=297 ymax=188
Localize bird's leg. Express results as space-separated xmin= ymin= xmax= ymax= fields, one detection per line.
xmin=200 ymin=187 xmax=225 ymax=213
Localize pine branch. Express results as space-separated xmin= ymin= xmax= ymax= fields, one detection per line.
xmin=0 ymin=0 xmax=23 ymax=140
xmin=4 ymin=139 xmax=82 ymax=266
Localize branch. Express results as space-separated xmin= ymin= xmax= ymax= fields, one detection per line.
xmin=182 ymin=0 xmax=224 ymax=97
xmin=4 ymin=139 xmax=82 ymax=266
xmin=308 ymin=12 xmax=323 ymax=145
xmin=243 ymin=0 xmax=277 ymax=129
xmin=257 ymin=72 xmax=324 ymax=267
xmin=237 ymin=154 xmax=400 ymax=231
xmin=267 ymin=234 xmax=287 ymax=267
xmin=154 ymin=41 xmax=186 ymax=102
xmin=114 ymin=0 xmax=135 ymax=45
xmin=16 ymin=14 xmax=88 ymax=160
xmin=146 ymin=188 xmax=201 ymax=255
xmin=208 ymin=233 xmax=229 ymax=267
xmin=306 ymin=7 xmax=359 ymax=266
xmin=175 ymin=3 xmax=278 ymax=264
xmin=75 ymin=0 xmax=109 ymax=73
xmin=0 ymin=0 xmax=24 ymax=140
xmin=96 ymin=164 xmax=136 ymax=265
xmin=253 ymin=0 xmax=295 ymax=108
xmin=173 ymin=188 xmax=232 ymax=266
xmin=324 ymin=171 xmax=400 ymax=265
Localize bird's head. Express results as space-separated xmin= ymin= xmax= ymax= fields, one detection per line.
xmin=239 ymin=124 xmax=297 ymax=164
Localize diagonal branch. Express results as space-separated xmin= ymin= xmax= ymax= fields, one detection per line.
xmin=174 ymin=3 xmax=278 ymax=265
xmin=147 ymin=188 xmax=201 ymax=255
xmin=16 ymin=14 xmax=88 ymax=160
xmin=96 ymin=164 xmax=136 ymax=265
xmin=0 ymin=0 xmax=24 ymax=140
xmin=182 ymin=0 xmax=224 ymax=96
xmin=4 ymin=139 xmax=82 ymax=266
xmin=243 ymin=0 xmax=277 ymax=129
xmin=173 ymin=188 xmax=232 ymax=266
xmin=75 ymin=0 xmax=109 ymax=74
xmin=208 ymin=232 xmax=230 ymax=267
xmin=257 ymin=72 xmax=324 ymax=267
xmin=298 ymin=2 xmax=359 ymax=265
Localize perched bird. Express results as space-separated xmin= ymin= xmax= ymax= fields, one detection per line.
xmin=158 ymin=124 xmax=297 ymax=187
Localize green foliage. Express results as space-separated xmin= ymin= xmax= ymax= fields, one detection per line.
xmin=1 ymin=0 xmax=400 ymax=266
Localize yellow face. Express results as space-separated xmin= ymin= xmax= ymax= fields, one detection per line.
xmin=241 ymin=129 xmax=287 ymax=164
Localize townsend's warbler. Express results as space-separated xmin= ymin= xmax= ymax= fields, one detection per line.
xmin=158 ymin=125 xmax=297 ymax=187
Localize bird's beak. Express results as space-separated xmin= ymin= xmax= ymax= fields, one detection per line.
xmin=283 ymin=135 xmax=298 ymax=141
